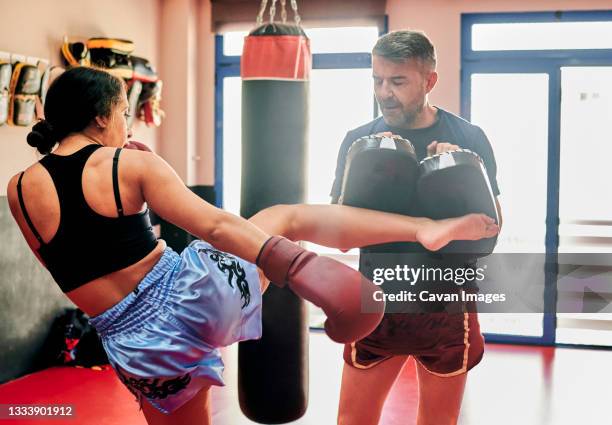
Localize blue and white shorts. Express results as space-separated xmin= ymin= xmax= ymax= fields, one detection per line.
xmin=89 ymin=240 xmax=263 ymax=414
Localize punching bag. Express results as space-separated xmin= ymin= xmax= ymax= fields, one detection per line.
xmin=238 ymin=3 xmax=311 ymax=424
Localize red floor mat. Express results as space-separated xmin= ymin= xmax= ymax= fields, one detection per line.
xmin=0 ymin=366 xmax=145 ymax=425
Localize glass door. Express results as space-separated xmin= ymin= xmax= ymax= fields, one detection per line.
xmin=463 ymin=11 xmax=612 ymax=345
xmin=469 ymin=73 xmax=550 ymax=339
xmin=557 ymin=66 xmax=612 ymax=346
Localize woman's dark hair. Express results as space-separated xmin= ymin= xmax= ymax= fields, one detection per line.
xmin=27 ymin=67 xmax=124 ymax=155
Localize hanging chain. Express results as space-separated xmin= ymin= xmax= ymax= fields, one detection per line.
xmin=256 ymin=0 xmax=269 ymax=25
xmin=280 ymin=0 xmax=287 ymax=23
xmin=290 ymin=0 xmax=301 ymax=26
xmin=269 ymin=0 xmax=278 ymax=24
xmin=257 ymin=0 xmax=301 ymax=27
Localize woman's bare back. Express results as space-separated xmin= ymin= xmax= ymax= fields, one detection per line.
xmin=7 ymin=140 xmax=165 ymax=316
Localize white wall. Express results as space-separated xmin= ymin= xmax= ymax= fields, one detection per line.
xmin=158 ymin=0 xmax=216 ymax=186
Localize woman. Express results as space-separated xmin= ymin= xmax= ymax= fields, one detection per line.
xmin=6 ymin=67 xmax=498 ymax=425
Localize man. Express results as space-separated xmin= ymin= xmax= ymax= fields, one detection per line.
xmin=331 ymin=30 xmax=502 ymax=425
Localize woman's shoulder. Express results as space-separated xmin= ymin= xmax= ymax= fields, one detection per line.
xmin=6 ymin=172 xmax=21 ymax=207
xmin=6 ymin=162 xmax=44 ymax=200
xmin=6 ymin=161 xmax=53 ymax=222
xmin=6 ymin=169 xmax=35 ymax=222
xmin=86 ymin=145 xmax=153 ymax=176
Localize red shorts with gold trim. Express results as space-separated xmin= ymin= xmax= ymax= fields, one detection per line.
xmin=343 ymin=309 xmax=484 ymax=377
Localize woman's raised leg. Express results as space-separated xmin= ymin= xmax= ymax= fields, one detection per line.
xmin=248 ymin=204 xmax=498 ymax=252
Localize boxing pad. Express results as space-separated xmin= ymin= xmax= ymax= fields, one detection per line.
xmin=39 ymin=66 xmax=64 ymax=106
xmin=131 ymin=57 xmax=164 ymax=127
xmin=138 ymin=80 xmax=164 ymax=127
xmin=87 ymin=38 xmax=134 ymax=80
xmin=131 ymin=56 xmax=157 ymax=83
xmin=61 ymin=40 xmax=90 ymax=67
xmin=417 ymin=149 xmax=499 ymax=256
xmin=36 ymin=66 xmax=65 ymax=121
xmin=0 ymin=62 xmax=11 ymax=125
xmin=8 ymin=63 xmax=41 ymax=126
xmin=126 ymin=80 xmax=142 ymax=129
xmin=339 ymin=135 xmax=419 ymax=216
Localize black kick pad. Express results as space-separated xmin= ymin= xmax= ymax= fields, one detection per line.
xmin=417 ymin=149 xmax=499 ymax=256
xmin=339 ymin=135 xmax=419 ymax=216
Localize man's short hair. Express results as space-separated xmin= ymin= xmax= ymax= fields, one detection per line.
xmin=372 ymin=30 xmax=436 ymax=70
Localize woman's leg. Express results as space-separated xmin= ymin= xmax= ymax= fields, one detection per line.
xmin=248 ymin=204 xmax=498 ymax=252
xmin=141 ymin=386 xmax=212 ymax=425
xmin=415 ymin=363 xmax=467 ymax=425
xmin=337 ymin=355 xmax=409 ymax=425
xmin=250 ymin=204 xmax=498 ymax=293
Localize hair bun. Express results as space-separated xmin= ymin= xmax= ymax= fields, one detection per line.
xmin=27 ymin=120 xmax=57 ymax=155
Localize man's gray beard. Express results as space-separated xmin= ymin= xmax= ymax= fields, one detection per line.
xmin=383 ymin=102 xmax=425 ymax=129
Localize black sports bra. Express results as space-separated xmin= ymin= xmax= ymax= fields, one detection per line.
xmin=17 ymin=144 xmax=158 ymax=292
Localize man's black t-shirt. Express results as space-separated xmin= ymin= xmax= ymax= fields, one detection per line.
xmin=331 ymin=107 xmax=500 ymax=256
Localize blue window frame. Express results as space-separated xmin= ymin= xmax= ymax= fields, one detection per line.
xmin=462 ymin=10 xmax=612 ymax=346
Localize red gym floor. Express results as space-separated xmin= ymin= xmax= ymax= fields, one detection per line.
xmin=0 ymin=333 xmax=610 ymax=424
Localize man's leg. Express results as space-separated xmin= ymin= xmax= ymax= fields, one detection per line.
xmin=337 ymin=355 xmax=409 ymax=425
xmin=415 ymin=363 xmax=467 ymax=425
xmin=413 ymin=310 xmax=482 ymax=425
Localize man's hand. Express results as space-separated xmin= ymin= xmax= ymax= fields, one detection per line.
xmin=374 ymin=131 xmax=393 ymax=137
xmin=427 ymin=140 xmax=460 ymax=156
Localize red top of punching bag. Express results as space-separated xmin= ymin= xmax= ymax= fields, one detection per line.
xmin=241 ymin=24 xmax=311 ymax=81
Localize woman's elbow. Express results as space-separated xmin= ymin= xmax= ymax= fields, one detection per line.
xmin=202 ymin=210 xmax=233 ymax=245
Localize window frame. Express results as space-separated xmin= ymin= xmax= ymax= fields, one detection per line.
xmin=462 ymin=10 xmax=612 ymax=347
